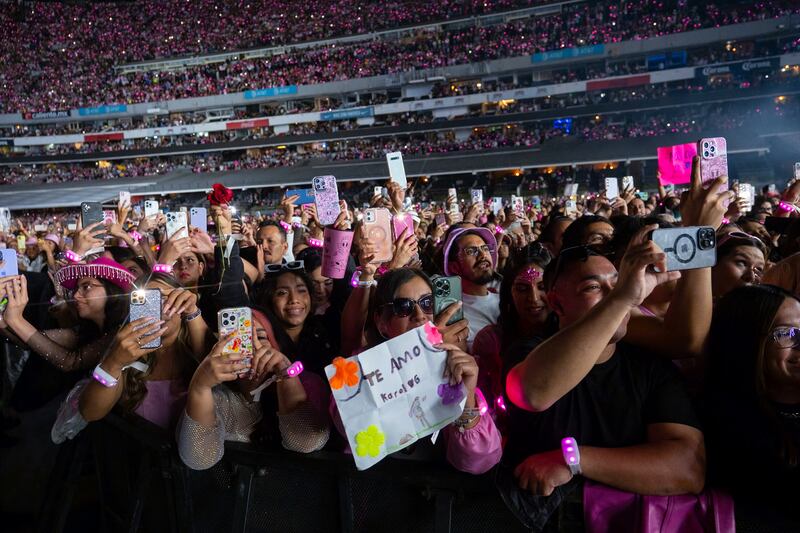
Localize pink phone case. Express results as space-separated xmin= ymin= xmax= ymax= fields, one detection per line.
xmin=364 ymin=208 xmax=393 ymax=264
xmin=698 ymin=137 xmax=728 ymax=188
xmin=313 ymin=175 xmax=341 ymax=226
xmin=392 ymin=213 xmax=412 ymax=241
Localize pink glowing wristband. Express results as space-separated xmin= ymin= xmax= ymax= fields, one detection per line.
xmin=561 ymin=437 xmax=582 ymax=475
xmin=64 ymin=250 xmax=82 ymax=263
xmin=779 ymin=201 xmax=798 ymax=214
xmin=307 ymin=237 xmax=323 ymax=248
xmin=279 ymin=220 xmax=292 ymax=232
xmin=249 ymin=361 xmax=305 ymax=401
xmin=152 ymin=263 xmax=174 ymax=274
xmin=129 ymin=230 xmax=143 ymax=242
xmin=92 ymin=364 xmax=119 ymax=388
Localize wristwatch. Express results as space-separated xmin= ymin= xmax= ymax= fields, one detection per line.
xmin=561 ymin=436 xmax=583 ymax=475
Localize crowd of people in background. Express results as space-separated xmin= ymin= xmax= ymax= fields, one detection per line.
xmin=2 ymin=155 xmax=800 ymax=529
xmin=1 ymin=97 xmax=796 ymax=186
xmin=1 ymin=0 xmax=796 ymax=112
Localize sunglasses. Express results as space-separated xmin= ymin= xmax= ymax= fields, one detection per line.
xmin=382 ymin=294 xmax=434 ymax=317
xmin=771 ymin=326 xmax=800 ymax=349
xmin=264 ymin=260 xmax=305 ymax=274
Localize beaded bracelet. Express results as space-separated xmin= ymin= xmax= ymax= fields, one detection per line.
xmin=152 ymin=263 xmax=174 ymax=274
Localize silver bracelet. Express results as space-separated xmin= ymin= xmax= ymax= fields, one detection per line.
xmin=181 ymin=309 xmax=202 ymax=322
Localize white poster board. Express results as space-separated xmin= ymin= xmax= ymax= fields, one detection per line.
xmin=325 ymin=323 xmax=466 ymax=470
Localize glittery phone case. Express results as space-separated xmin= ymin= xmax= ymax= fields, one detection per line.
xmin=698 ymin=137 xmax=728 ymax=188
xmin=218 ymin=307 xmax=253 ymax=375
xmin=313 ymin=175 xmax=341 ymax=226
xmin=130 ymin=289 xmax=162 ymax=349
xmin=166 ymin=211 xmax=189 ymax=239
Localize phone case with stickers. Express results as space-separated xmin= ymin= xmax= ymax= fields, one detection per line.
xmin=622 ymin=176 xmax=635 ymax=192
xmin=471 ymin=189 xmax=484 ymax=215
xmin=218 ymin=307 xmax=253 ymax=375
xmin=130 ymin=289 xmax=162 ymax=349
xmin=605 ymin=178 xmax=619 ymax=200
xmin=364 ymin=208 xmax=393 ymax=264
xmin=166 ymin=212 xmax=188 ymax=240
xmin=313 ymin=175 xmax=341 ymax=226
xmin=698 ymin=137 xmax=728 ymax=188
xmin=511 ymin=196 xmax=524 ymax=215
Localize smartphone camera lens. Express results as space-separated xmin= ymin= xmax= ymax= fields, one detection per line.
xmin=697 ymin=228 xmax=716 ymax=250
xmin=703 ymin=142 xmax=709 ymax=149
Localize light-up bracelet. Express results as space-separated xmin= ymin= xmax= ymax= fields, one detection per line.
xmin=249 ymin=361 xmax=305 ymax=401
xmin=779 ymin=201 xmax=799 ymax=214
xmin=64 ymin=249 xmax=82 ymax=263
xmin=92 ymin=364 xmax=119 ymax=388
xmin=495 ymin=395 xmax=507 ymax=412
xmin=561 ymin=436 xmax=583 ymax=475
xmin=279 ymin=220 xmax=292 ymax=232
xmin=495 ymin=226 xmax=505 ymax=235
xmin=474 ymin=387 xmax=488 ymax=416
xmin=129 ymin=230 xmax=143 ymax=242
xmin=307 ymin=237 xmax=324 ymax=248
xmin=152 ymin=263 xmax=174 ymax=274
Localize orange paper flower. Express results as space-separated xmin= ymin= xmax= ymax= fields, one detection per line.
xmin=329 ymin=356 xmax=360 ymax=389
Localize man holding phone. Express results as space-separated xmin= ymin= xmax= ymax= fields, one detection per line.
xmin=443 ymin=227 xmax=500 ymax=350
xmin=504 ymin=226 xmax=705 ymax=500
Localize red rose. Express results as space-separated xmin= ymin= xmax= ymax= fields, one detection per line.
xmin=207 ymin=183 xmax=234 ymax=206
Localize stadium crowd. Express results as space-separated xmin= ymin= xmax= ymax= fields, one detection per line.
xmin=1 ymin=0 xmax=797 ymax=112
xmin=2 ymin=150 xmax=800 ymax=529
xmin=1 ymin=98 xmax=795 ymax=185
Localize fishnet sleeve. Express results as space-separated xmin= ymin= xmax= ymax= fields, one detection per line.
xmin=177 ymin=386 xmax=262 ymax=471
xmin=24 ymin=329 xmax=112 ymax=372
xmin=277 ymin=373 xmax=330 ymax=453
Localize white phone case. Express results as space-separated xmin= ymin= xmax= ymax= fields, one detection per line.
xmin=386 ymin=152 xmax=407 ymax=189
xmin=605 ymin=178 xmax=619 ymax=200
xmin=144 ymin=200 xmax=159 ymax=218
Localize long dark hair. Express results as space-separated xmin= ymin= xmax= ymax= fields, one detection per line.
xmin=118 ymin=272 xmax=195 ymax=415
xmin=707 ymin=284 xmax=799 ymax=466
xmin=498 ymin=244 xmax=556 ymax=364
xmin=257 ymin=270 xmax=316 ymax=355
xmin=75 ymin=278 xmax=130 ymax=344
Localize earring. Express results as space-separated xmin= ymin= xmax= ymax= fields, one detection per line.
xmin=378 ymin=329 xmax=389 ymax=340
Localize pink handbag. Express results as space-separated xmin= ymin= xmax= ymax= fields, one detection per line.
xmin=583 ymin=481 xmax=735 ymax=533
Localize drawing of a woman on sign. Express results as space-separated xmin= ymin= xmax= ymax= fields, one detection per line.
xmin=409 ymin=396 xmax=431 ymax=428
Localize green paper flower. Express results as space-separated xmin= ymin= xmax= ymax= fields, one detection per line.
xmin=355 ymin=425 xmax=385 ymax=457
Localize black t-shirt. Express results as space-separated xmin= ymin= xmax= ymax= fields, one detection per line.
xmin=503 ymin=342 xmax=701 ymax=467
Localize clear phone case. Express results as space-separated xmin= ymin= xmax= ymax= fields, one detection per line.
xmin=313 ymin=175 xmax=341 ymax=226
xmin=218 ymin=307 xmax=253 ymax=375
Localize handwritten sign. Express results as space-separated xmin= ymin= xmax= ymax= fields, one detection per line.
xmin=325 ymin=323 xmax=466 ymax=470
xmin=657 ymin=143 xmax=697 ymax=185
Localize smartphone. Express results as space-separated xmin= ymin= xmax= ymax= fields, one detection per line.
xmin=564 ymin=183 xmax=579 ymax=197
xmin=190 ymin=207 xmax=207 ymax=233
xmin=435 ymin=213 xmax=446 ymax=226
xmin=129 ymin=289 xmax=162 ymax=349
xmin=511 ymin=195 xmax=524 ymax=215
xmin=448 ymin=188 xmax=458 ymax=202
xmin=102 ymin=210 xmax=117 ymax=225
xmin=81 ymin=202 xmax=104 ymax=228
xmin=650 ymin=226 xmax=716 ymax=272
xmin=432 ymin=276 xmax=463 ymax=326
xmin=0 ymin=249 xmax=19 ymax=277
xmin=217 ymin=307 xmax=253 ymax=376
xmin=165 ymin=211 xmax=189 ymax=240
xmin=286 ymin=188 xmax=315 ymax=206
xmin=697 ymin=137 xmax=728 ymax=188
xmin=737 ymin=183 xmax=754 ymax=212
xmin=16 ymin=235 xmax=25 ymax=251
xmin=470 ymin=189 xmax=484 ymax=215
xmin=33 ymin=224 xmax=47 ymax=232
xmin=392 ymin=212 xmax=413 ymax=241
xmin=373 ymin=186 xmax=383 ymax=198
xmin=386 ymin=152 xmax=407 ymax=189
xmin=363 ymin=208 xmax=393 ymax=264
xmin=531 ymin=196 xmax=542 ymax=209
xmin=565 ymin=200 xmax=577 ymax=216
xmin=605 ymin=177 xmax=619 ymax=200
xmin=794 ymin=162 xmax=800 ymax=180
xmin=144 ymin=200 xmax=159 ymax=218
xmin=622 ymin=176 xmax=635 ymax=192
xmin=490 ymin=197 xmax=503 ymax=215
xmin=119 ymin=191 xmax=131 ymax=207
xmin=312 ymin=175 xmax=341 ymax=226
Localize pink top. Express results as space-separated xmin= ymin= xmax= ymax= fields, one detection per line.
xmin=134 ymin=379 xmax=188 ymax=429
xmin=638 ymin=305 xmax=658 ymax=318
xmin=328 ymin=397 xmax=502 ymax=475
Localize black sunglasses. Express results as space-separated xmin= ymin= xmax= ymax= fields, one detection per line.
xmin=382 ymin=294 xmax=434 ymax=317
